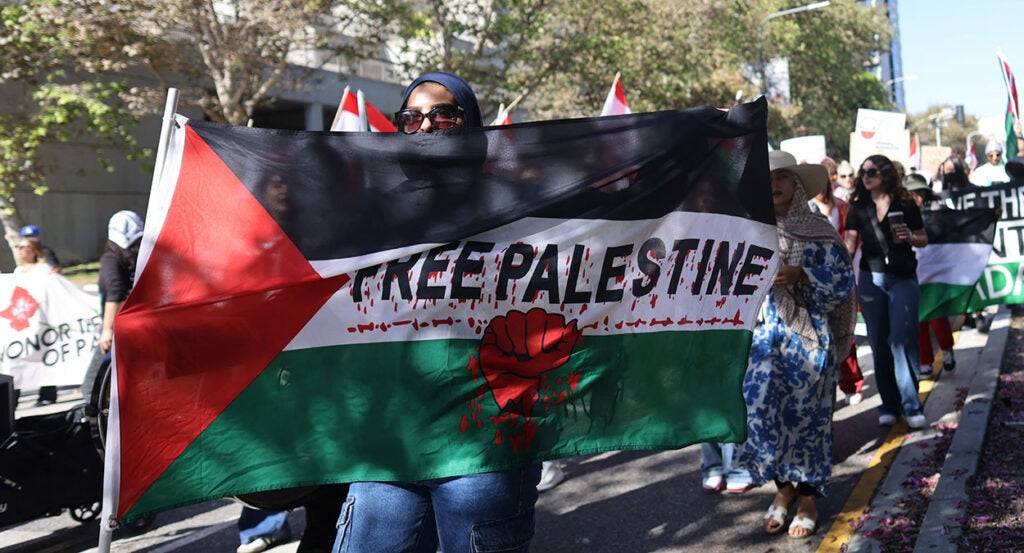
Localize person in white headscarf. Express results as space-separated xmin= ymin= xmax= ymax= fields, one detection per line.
xmin=970 ymin=140 xmax=1009 ymax=186
xmin=737 ymin=151 xmax=856 ymax=540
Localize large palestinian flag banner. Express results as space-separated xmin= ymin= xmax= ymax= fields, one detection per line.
xmin=916 ymin=208 xmax=999 ymax=321
xmin=103 ymin=100 xmax=776 ymax=522
xmin=944 ymin=181 xmax=1024 ymax=312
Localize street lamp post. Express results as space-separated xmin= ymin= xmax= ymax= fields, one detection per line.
xmin=758 ymin=1 xmax=831 ymax=98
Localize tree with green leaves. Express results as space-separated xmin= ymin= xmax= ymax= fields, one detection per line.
xmin=1 ymin=2 xmax=146 ymax=252
xmin=383 ymin=0 xmax=894 ymax=159
xmin=1 ymin=0 xmax=394 ymax=259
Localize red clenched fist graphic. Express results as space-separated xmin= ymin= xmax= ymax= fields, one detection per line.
xmin=478 ymin=308 xmax=582 ymax=418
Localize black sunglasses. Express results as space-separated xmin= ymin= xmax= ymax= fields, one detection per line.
xmin=861 ymin=168 xmax=880 ymax=178
xmin=393 ymin=104 xmax=464 ymax=134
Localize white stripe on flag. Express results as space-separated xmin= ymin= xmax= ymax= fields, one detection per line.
xmin=294 ymin=212 xmax=778 ymax=349
xmin=916 ymin=242 xmax=993 ymax=285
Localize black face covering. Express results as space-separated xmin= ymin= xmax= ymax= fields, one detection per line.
xmin=942 ymin=172 xmax=967 ymax=190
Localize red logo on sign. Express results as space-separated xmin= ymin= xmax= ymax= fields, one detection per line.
xmin=0 ymin=286 xmax=39 ymax=331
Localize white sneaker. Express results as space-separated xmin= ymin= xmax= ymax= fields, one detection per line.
xmin=878 ymin=414 xmax=897 ymax=426
xmin=906 ymin=414 xmax=928 ymax=430
xmin=537 ymin=461 xmax=566 ymax=492
xmin=847 ymin=393 xmax=863 ymax=405
xmin=701 ymin=473 xmax=724 ymax=493
xmin=237 ymin=537 xmax=272 ymax=553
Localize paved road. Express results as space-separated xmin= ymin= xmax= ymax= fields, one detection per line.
xmin=0 ymin=315 xmax=1001 ymax=553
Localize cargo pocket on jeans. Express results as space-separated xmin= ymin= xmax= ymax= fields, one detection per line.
xmin=331 ymin=495 xmax=356 ymax=553
xmin=470 ymin=508 xmax=535 ymax=553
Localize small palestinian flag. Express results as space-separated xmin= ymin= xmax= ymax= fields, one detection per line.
xmin=917 ymin=208 xmax=999 ymax=321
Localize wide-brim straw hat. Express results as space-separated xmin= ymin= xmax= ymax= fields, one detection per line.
xmin=768 ymin=150 xmax=829 ymax=198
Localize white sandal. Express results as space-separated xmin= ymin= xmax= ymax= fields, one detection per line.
xmin=763 ymin=504 xmax=789 ymax=535
xmin=788 ymin=514 xmax=817 ymax=539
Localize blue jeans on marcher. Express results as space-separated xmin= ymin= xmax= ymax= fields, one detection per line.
xmin=238 ymin=507 xmax=291 ymax=546
xmin=858 ymin=270 xmax=923 ymax=418
xmin=332 ymin=465 xmax=541 ymax=553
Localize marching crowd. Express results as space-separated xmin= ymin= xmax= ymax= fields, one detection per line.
xmin=239 ymin=74 xmax=1015 ymax=553
xmin=10 ymin=71 xmax=1016 ymax=553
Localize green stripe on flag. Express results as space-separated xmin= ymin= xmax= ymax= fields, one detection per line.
xmin=125 ymin=329 xmax=751 ymax=520
xmin=919 ymin=281 xmax=977 ymax=322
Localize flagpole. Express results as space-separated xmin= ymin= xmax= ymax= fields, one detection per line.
xmin=96 ymin=87 xmax=178 ymax=553
xmin=490 ymin=102 xmax=507 ymax=126
xmin=357 ymin=90 xmax=369 ymax=132
xmin=150 ymin=88 xmax=180 ymax=199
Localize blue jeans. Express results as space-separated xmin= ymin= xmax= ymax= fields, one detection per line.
xmin=700 ymin=443 xmax=751 ymax=485
xmin=332 ymin=466 xmax=541 ymax=553
xmin=238 ymin=507 xmax=291 ymax=545
xmin=858 ymin=270 xmax=923 ymax=417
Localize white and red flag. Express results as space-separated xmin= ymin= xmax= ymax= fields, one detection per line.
xmin=600 ymin=73 xmax=631 ymax=116
xmin=330 ymin=87 xmax=396 ymax=133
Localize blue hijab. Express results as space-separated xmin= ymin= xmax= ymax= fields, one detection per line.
xmin=400 ymin=72 xmax=483 ymax=129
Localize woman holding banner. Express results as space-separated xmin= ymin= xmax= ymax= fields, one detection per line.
xmin=331 ymin=72 xmax=541 ymax=553
xmin=843 ymin=155 xmax=929 ymax=430
xmin=738 ymin=151 xmax=855 ymax=539
xmin=13 ymin=237 xmax=58 ymax=405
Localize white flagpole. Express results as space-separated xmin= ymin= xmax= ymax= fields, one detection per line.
xmin=96 ymin=87 xmax=179 ymax=553
xmin=490 ymin=102 xmax=507 ymax=126
xmin=357 ymin=89 xmax=369 ymax=132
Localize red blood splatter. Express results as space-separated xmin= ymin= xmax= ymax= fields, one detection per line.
xmin=460 ymin=415 xmax=468 ymax=432
xmin=715 ymin=297 xmax=727 ymax=308
xmin=568 ymin=371 xmax=581 ymax=390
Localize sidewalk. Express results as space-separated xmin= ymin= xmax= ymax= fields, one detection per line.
xmin=840 ymin=305 xmax=1012 ymax=552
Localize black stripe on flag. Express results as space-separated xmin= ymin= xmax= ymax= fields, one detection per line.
xmin=922 ymin=208 xmax=998 ymax=245
xmin=187 ymin=100 xmax=770 ymax=260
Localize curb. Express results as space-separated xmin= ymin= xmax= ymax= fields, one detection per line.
xmin=913 ymin=306 xmax=1010 ymax=552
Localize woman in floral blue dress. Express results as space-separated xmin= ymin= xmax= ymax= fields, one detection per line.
xmin=738 ymin=151 xmax=856 ymax=539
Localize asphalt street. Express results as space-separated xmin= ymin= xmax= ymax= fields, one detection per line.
xmin=0 ymin=311 xmax=1005 ymax=553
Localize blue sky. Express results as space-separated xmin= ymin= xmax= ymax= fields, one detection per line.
xmin=896 ymin=0 xmax=1021 ymax=119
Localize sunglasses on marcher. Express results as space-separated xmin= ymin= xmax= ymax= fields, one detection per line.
xmin=838 ymin=173 xmax=854 ymax=178
xmin=860 ymin=168 xmax=880 ymax=178
xmin=394 ymin=104 xmax=464 ymax=134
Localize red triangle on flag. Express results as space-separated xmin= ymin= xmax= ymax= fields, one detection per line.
xmin=113 ymin=125 xmax=348 ymax=517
